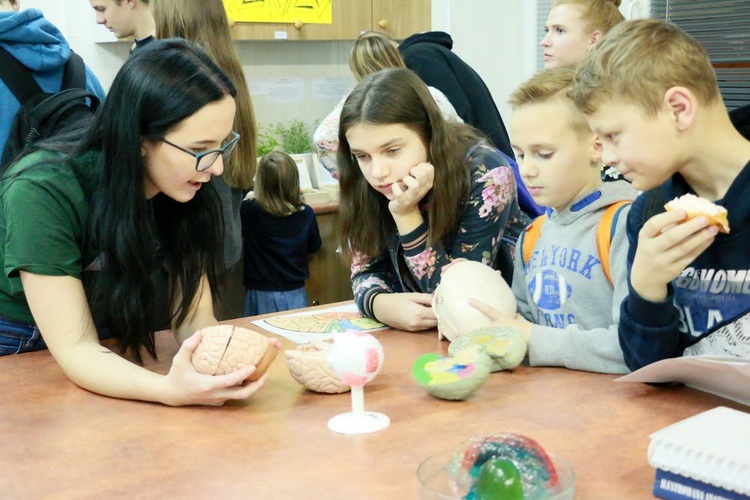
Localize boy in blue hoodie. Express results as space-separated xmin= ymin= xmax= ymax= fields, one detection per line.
xmin=0 ymin=0 xmax=106 ymax=150
xmin=471 ymin=67 xmax=637 ymax=374
xmin=571 ymin=19 xmax=750 ymax=370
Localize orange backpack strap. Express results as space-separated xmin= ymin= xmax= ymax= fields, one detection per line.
xmin=596 ymin=201 xmax=631 ymax=286
xmin=520 ymin=215 xmax=546 ymax=270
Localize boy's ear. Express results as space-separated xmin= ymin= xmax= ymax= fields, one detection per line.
xmin=591 ymin=134 xmax=603 ymax=166
xmin=588 ymin=31 xmax=603 ymax=49
xmin=664 ymin=86 xmax=696 ymax=131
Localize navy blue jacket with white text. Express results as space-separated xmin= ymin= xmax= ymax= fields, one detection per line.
xmin=619 ymin=162 xmax=750 ymax=370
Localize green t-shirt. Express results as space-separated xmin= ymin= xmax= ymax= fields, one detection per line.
xmin=0 ymin=150 xmax=100 ymax=323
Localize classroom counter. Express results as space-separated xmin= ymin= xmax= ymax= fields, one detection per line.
xmin=1 ymin=301 xmax=745 ymax=499
xmin=304 ymin=198 xmax=352 ymax=306
xmin=308 ymin=199 xmax=339 ymax=215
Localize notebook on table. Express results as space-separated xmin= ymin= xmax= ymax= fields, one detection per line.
xmin=648 ymin=406 xmax=750 ymax=500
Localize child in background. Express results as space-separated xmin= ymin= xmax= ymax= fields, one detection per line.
xmin=337 ymin=68 xmax=527 ymax=333
xmin=471 ymin=67 xmax=637 ymax=374
xmin=89 ymin=0 xmax=155 ymax=53
xmin=241 ymin=151 xmax=321 ymax=316
xmin=571 ymin=19 xmax=750 ymax=369
xmin=541 ymin=0 xmax=625 ymax=183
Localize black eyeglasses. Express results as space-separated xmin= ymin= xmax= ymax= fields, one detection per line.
xmin=161 ymin=131 xmax=240 ymax=171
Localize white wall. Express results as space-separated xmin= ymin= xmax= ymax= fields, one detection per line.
xmin=25 ymin=0 xmax=533 ymax=133
xmin=433 ymin=0 xmax=534 ymax=127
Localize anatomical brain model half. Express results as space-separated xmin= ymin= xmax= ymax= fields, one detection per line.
xmin=191 ymin=325 xmax=278 ymax=381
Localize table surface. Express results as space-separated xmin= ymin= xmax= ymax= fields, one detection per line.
xmin=1 ymin=302 xmax=746 ymax=499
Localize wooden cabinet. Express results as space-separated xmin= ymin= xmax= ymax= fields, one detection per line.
xmin=229 ymin=0 xmax=367 ymax=41
xmin=305 ymin=208 xmax=353 ymax=306
xmin=371 ymin=0 xmax=431 ymax=40
xmin=287 ymin=0 xmax=370 ymax=41
xmin=229 ymin=0 xmax=430 ymax=41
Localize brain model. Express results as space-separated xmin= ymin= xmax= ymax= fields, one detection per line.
xmin=412 ymin=345 xmax=492 ymax=401
xmin=284 ymin=342 xmax=350 ymax=394
xmin=449 ymin=433 xmax=560 ymax=499
xmin=432 ymin=261 xmax=517 ymax=341
xmin=191 ymin=325 xmax=277 ymax=381
xmin=448 ymin=326 xmax=527 ymax=372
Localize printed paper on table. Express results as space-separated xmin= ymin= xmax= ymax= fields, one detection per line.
xmin=616 ymin=355 xmax=750 ymax=406
xmin=253 ymin=303 xmax=387 ymax=344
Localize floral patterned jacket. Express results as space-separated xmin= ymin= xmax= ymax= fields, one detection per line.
xmin=351 ymin=143 xmax=528 ymax=319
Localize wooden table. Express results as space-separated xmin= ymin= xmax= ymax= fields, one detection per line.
xmin=1 ymin=303 xmax=746 ymax=499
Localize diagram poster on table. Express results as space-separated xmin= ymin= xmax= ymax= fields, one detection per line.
xmin=253 ymin=303 xmax=387 ymax=344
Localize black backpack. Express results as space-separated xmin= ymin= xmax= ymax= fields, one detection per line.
xmin=0 ymin=47 xmax=100 ymax=170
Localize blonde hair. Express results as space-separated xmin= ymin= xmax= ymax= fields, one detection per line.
xmin=509 ymin=67 xmax=592 ymax=138
xmin=349 ymin=31 xmax=405 ymax=81
xmin=153 ymin=0 xmax=257 ymax=189
xmin=552 ymin=0 xmax=623 ymax=36
xmin=572 ymin=19 xmax=720 ymax=115
xmin=254 ymin=151 xmax=303 ymax=217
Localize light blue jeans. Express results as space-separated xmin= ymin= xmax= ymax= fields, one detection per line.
xmin=243 ymin=287 xmax=309 ymax=316
xmin=0 ymin=316 xmax=47 ymax=356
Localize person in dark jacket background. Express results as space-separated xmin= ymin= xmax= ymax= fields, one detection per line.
xmin=398 ymin=31 xmax=543 ymax=218
xmin=398 ymin=31 xmax=513 ymax=160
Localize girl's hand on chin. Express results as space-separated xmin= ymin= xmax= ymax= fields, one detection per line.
xmin=389 ymin=162 xmax=434 ymax=215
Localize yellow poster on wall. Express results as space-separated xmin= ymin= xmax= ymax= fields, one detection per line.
xmin=223 ymin=0 xmax=332 ymax=24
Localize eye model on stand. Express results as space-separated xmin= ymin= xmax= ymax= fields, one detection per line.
xmin=326 ymin=330 xmax=390 ymax=435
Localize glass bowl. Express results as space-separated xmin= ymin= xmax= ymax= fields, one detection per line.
xmin=417 ymin=449 xmax=575 ymax=500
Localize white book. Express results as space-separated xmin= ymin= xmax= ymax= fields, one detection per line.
xmin=648 ymin=406 xmax=750 ymax=496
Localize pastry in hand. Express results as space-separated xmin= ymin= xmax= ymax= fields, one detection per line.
xmin=664 ymin=193 xmax=730 ymax=233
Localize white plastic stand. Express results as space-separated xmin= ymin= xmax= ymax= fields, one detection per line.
xmin=327 ymin=386 xmax=390 ymax=435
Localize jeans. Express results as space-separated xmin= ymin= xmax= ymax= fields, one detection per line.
xmin=0 ymin=316 xmax=47 ymax=356
xmin=243 ymin=287 xmax=309 ymax=316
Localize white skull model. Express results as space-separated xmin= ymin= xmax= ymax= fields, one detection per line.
xmin=432 ymin=260 xmax=517 ymax=341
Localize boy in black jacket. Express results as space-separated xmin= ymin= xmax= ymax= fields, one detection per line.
xmin=571 ymin=19 xmax=750 ymax=370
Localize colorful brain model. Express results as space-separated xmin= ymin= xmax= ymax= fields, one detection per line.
xmin=191 ymin=325 xmax=277 ymax=381
xmin=284 ymin=342 xmax=350 ymax=394
xmin=449 ymin=433 xmax=560 ymax=499
xmin=412 ymin=345 xmax=491 ymax=401
xmin=448 ymin=326 xmax=527 ymax=372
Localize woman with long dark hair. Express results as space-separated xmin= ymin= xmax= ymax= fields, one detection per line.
xmin=0 ymin=39 xmax=277 ymax=406
xmin=153 ymin=0 xmax=258 ymax=269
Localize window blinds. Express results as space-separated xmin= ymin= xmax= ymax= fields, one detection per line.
xmin=651 ymin=0 xmax=750 ymax=110
xmin=536 ymin=0 xmax=553 ymax=71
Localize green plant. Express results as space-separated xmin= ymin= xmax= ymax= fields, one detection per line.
xmin=277 ymin=120 xmax=312 ymax=154
xmin=256 ymin=123 xmax=281 ymax=157
xmin=256 ymin=121 xmax=313 ymax=157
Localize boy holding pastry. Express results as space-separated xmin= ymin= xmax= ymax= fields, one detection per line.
xmin=570 ymin=19 xmax=750 ymax=369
